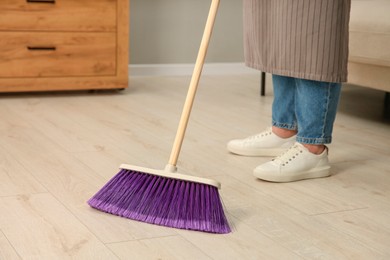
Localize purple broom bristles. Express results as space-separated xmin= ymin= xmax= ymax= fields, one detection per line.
xmin=88 ymin=169 xmax=231 ymax=234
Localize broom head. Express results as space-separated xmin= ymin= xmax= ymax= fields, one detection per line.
xmin=88 ymin=164 xmax=231 ymax=234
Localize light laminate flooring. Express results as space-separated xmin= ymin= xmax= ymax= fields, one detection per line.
xmin=0 ymin=74 xmax=389 ymax=259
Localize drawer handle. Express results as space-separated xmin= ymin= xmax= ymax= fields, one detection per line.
xmin=27 ymin=46 xmax=57 ymax=51
xmin=26 ymin=0 xmax=56 ymax=4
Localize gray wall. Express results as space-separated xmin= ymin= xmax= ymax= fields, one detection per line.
xmin=129 ymin=0 xmax=244 ymax=64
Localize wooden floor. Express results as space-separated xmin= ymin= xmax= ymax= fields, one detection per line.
xmin=0 ymin=74 xmax=389 ymax=259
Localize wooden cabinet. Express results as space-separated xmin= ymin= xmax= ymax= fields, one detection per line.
xmin=0 ymin=0 xmax=129 ymax=92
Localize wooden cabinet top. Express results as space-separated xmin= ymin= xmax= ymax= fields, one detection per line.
xmin=0 ymin=0 xmax=118 ymax=32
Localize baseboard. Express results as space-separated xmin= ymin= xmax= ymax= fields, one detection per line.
xmin=129 ymin=63 xmax=259 ymax=77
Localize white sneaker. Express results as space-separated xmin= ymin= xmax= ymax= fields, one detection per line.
xmin=227 ymin=128 xmax=296 ymax=156
xmin=253 ymin=142 xmax=331 ymax=182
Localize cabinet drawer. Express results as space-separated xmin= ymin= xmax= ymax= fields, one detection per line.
xmin=0 ymin=0 xmax=116 ymax=32
xmin=0 ymin=32 xmax=116 ymax=78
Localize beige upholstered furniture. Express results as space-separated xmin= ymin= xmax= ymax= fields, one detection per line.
xmin=348 ymin=0 xmax=390 ymax=118
xmin=0 ymin=0 xmax=129 ymax=92
xmin=348 ymin=0 xmax=390 ymax=92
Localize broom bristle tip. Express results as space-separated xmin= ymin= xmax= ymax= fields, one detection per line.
xmin=88 ymin=168 xmax=231 ymax=234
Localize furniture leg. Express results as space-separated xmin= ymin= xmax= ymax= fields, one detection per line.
xmin=260 ymin=72 xmax=266 ymax=96
xmin=384 ymin=92 xmax=390 ymax=120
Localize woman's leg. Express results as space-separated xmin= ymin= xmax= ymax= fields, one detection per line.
xmin=226 ymin=74 xmax=298 ymax=156
xmin=272 ymin=74 xmax=298 ymax=137
xmin=294 ymin=78 xmax=342 ymax=153
xmin=253 ymin=77 xmax=342 ymax=182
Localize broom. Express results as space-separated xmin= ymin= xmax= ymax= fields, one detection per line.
xmin=88 ymin=0 xmax=231 ymax=234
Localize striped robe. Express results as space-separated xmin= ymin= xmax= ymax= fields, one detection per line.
xmin=243 ymin=0 xmax=351 ymax=83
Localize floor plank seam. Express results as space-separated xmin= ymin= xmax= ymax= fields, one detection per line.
xmin=105 ymin=234 xmax=180 ymax=245
xmin=180 ymin=235 xmax=219 ymax=260
xmin=308 ymin=207 xmax=370 ymax=216
xmin=0 ymin=191 xmax=49 ymax=199
xmin=0 ymin=228 xmax=23 ymax=260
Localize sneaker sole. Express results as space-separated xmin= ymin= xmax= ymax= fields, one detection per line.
xmin=227 ymin=146 xmax=288 ymax=157
xmin=253 ymin=167 xmax=331 ymax=183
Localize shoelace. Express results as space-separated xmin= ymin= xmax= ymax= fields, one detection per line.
xmin=247 ymin=127 xmax=272 ymax=140
xmin=272 ymin=144 xmax=304 ymax=166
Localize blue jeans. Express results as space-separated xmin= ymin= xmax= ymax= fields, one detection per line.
xmin=272 ymin=74 xmax=342 ymax=144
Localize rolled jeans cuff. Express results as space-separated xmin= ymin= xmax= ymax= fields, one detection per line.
xmin=296 ymin=136 xmax=332 ymax=145
xmin=272 ymin=121 xmax=297 ymax=131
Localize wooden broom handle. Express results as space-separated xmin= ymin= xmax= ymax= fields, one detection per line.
xmin=168 ymin=0 xmax=220 ymax=166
